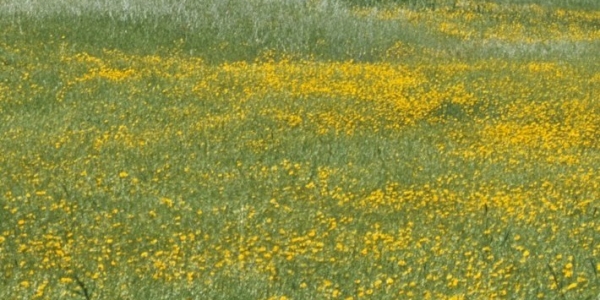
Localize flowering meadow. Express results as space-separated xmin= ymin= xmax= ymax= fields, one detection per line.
xmin=1 ymin=0 xmax=600 ymax=299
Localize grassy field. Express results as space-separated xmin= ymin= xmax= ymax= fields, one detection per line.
xmin=1 ymin=0 xmax=600 ymax=299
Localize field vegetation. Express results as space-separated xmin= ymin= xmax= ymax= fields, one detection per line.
xmin=1 ymin=0 xmax=600 ymax=298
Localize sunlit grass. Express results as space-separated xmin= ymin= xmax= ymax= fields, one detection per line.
xmin=1 ymin=0 xmax=599 ymax=299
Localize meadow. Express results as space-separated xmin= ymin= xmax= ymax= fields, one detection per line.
xmin=1 ymin=0 xmax=600 ymax=298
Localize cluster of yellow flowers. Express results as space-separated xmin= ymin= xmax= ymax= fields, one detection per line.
xmin=354 ymin=1 xmax=600 ymax=43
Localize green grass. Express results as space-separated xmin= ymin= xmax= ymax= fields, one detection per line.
xmin=2 ymin=0 xmax=597 ymax=63
xmin=1 ymin=0 xmax=600 ymax=299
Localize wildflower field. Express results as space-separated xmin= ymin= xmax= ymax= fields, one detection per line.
xmin=1 ymin=0 xmax=600 ymax=298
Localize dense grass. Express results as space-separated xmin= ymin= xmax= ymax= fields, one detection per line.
xmin=1 ymin=0 xmax=600 ymax=299
xmin=2 ymin=0 xmax=598 ymax=62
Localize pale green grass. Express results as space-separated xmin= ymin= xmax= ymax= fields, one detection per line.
xmin=2 ymin=0 xmax=597 ymax=62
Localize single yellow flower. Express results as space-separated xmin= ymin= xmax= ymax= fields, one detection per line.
xmin=60 ymin=277 xmax=73 ymax=284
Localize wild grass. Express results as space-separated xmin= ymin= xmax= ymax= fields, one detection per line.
xmin=2 ymin=0 xmax=597 ymax=62
xmin=1 ymin=0 xmax=599 ymax=299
